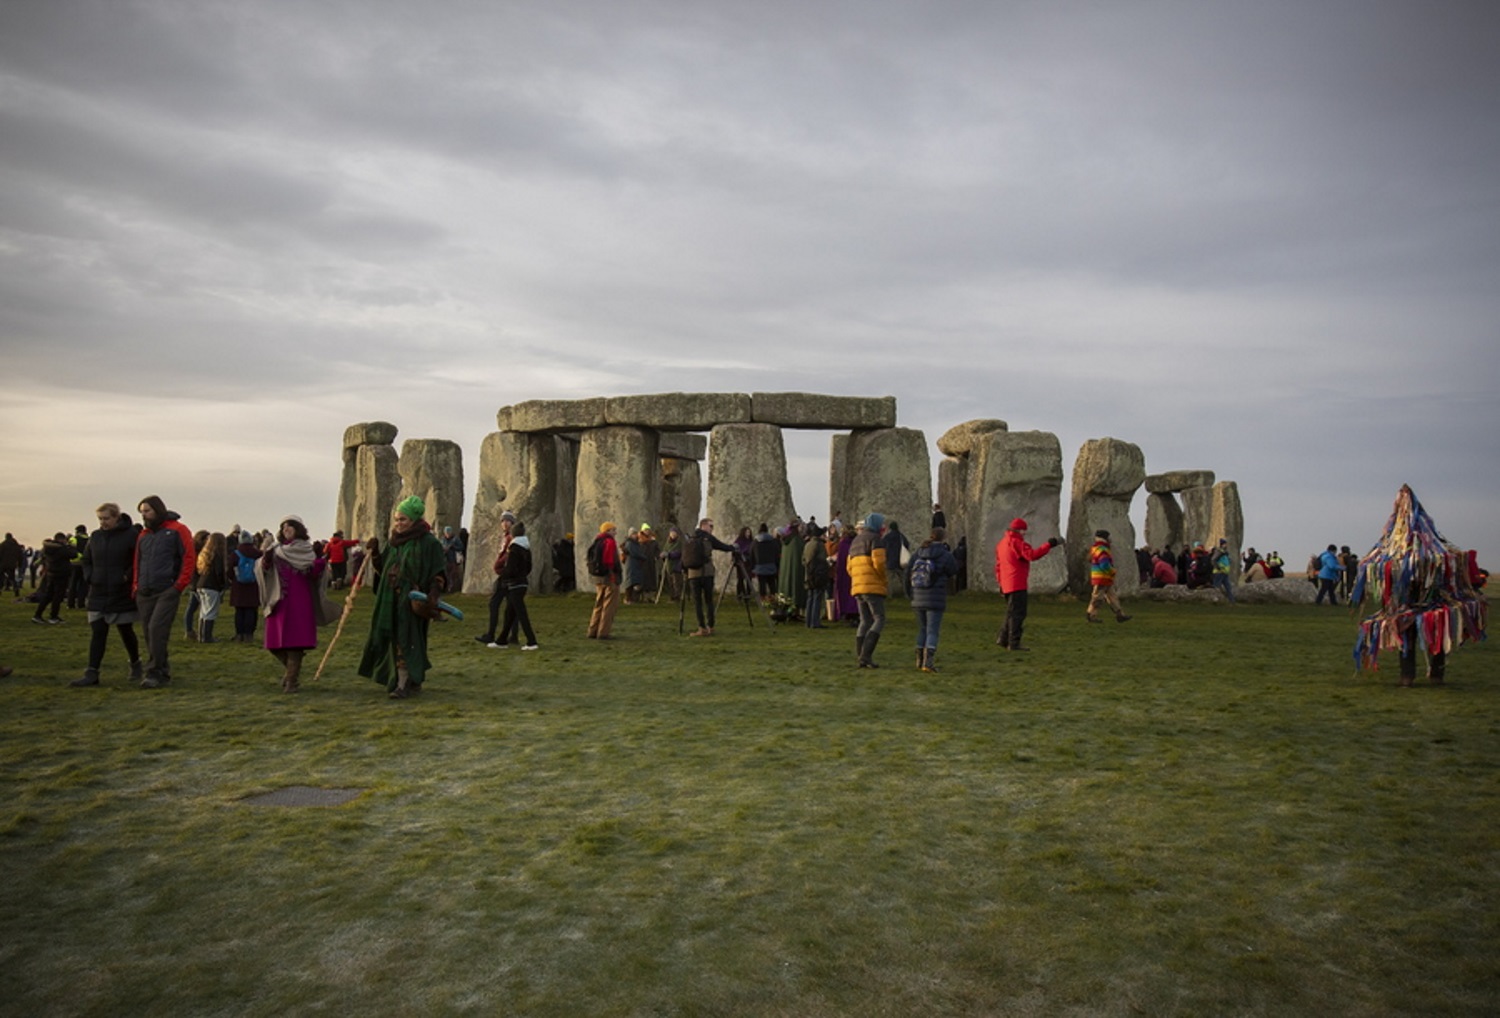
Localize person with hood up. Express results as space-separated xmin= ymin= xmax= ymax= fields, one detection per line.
xmin=846 ymin=513 xmax=889 ymax=668
xmin=495 ymin=521 xmax=538 ymax=650
xmin=994 ymin=517 xmax=1061 ymax=652
xmin=132 ymin=495 xmax=195 ymax=688
xmin=32 ymin=532 xmax=72 ymax=625
xmin=359 ymin=495 xmax=447 ymax=699
xmin=72 ymin=503 xmax=144 ymax=686
xmin=257 ymin=515 xmax=329 ymax=693
xmin=1086 ymin=530 xmax=1132 ymax=623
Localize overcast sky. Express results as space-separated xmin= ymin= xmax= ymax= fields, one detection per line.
xmin=2 ymin=0 xmax=1496 ymax=567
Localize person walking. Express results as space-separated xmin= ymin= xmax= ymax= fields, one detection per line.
xmin=585 ymin=522 xmax=623 ymax=639
xmin=1086 ymin=530 xmax=1133 ymax=622
xmin=475 ymin=511 xmax=517 ymax=646
xmin=907 ymin=526 xmax=959 ymax=671
xmin=132 ymin=495 xmax=195 ymax=688
xmin=72 ymin=503 xmax=143 ymax=686
xmin=495 ymin=521 xmax=539 ymax=650
xmin=1315 ymin=544 xmax=1342 ymax=605
xmin=1209 ymin=539 xmax=1236 ymax=605
xmin=32 ymin=533 xmax=72 ymax=625
xmin=995 ymin=517 xmax=1061 ymax=652
xmin=847 ymin=513 xmax=889 ymax=667
xmin=358 ymin=496 xmax=448 ymax=699
xmin=258 ymin=516 xmax=327 ymax=693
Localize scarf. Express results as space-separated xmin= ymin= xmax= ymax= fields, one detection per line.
xmin=257 ymin=537 xmax=317 ymax=614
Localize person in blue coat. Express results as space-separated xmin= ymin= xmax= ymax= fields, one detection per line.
xmin=1315 ymin=544 xmax=1343 ymax=605
xmin=904 ymin=527 xmax=960 ymax=672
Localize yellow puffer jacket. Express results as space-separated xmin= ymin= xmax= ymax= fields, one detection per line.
xmin=846 ymin=529 xmax=888 ymax=596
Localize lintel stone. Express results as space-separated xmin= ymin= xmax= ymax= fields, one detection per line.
xmin=1145 ymin=469 xmax=1216 ymax=494
xmin=605 ymin=393 xmax=751 ymax=431
xmin=343 ymin=421 xmax=398 ymax=450
xmin=658 ymin=432 xmax=708 ymax=460
xmin=500 ymin=398 xmax=608 ymax=433
xmin=750 ymin=393 xmax=896 ymax=430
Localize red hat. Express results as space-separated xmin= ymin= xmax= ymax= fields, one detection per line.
xmin=1008 ymin=518 xmax=1028 ymax=531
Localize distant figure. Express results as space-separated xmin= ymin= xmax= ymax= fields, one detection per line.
xmin=1315 ymin=544 xmax=1342 ymax=605
xmin=325 ymin=530 xmax=362 ymax=588
xmin=32 ymin=533 xmax=72 ymax=625
xmin=848 ymin=514 xmax=889 ymax=668
xmin=881 ymin=520 xmax=910 ymax=598
xmin=1150 ymin=553 xmax=1178 ymax=587
xmin=228 ymin=530 xmax=262 ymax=643
xmin=1086 ymin=531 xmax=1132 ymax=622
xmin=475 ymin=511 xmax=517 ymax=647
xmin=551 ymin=533 xmax=575 ymax=593
xmin=930 ymin=503 xmax=946 ymax=531
xmin=195 ymin=532 xmax=229 ymax=642
xmin=73 ymin=503 xmax=143 ymax=687
xmin=750 ymin=524 xmax=779 ymax=602
xmin=682 ymin=518 xmax=737 ymax=637
xmin=907 ymin=526 xmax=959 ymax=671
xmin=0 ymin=532 xmax=23 ymax=596
xmin=1264 ymin=551 xmax=1285 ymax=578
xmin=1210 ymin=539 xmax=1236 ymax=604
xmin=585 ymin=522 xmax=622 ymax=639
xmin=495 ymin=521 xmax=538 ymax=650
xmin=994 ymin=518 xmax=1060 ymax=651
xmin=1339 ymin=545 xmax=1358 ymax=599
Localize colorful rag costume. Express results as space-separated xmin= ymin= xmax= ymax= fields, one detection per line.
xmin=1351 ymin=485 xmax=1487 ymax=684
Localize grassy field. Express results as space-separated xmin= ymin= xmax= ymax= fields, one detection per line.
xmin=1 ymin=587 xmax=1495 ymax=1017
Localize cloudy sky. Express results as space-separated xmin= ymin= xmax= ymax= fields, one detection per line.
xmin=2 ymin=0 xmax=1496 ymax=567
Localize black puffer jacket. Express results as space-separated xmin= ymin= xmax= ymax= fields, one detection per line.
xmin=83 ymin=518 xmax=140 ymax=613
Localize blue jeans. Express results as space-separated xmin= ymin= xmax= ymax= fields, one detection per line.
xmin=914 ymin=607 xmax=944 ymax=649
xmin=1211 ymin=573 xmax=1236 ymax=603
xmin=804 ymin=588 xmax=825 ymax=627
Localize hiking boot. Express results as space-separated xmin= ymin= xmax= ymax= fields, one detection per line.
xmin=473 ymin=634 xmax=494 ymax=645
xmin=1086 ymin=614 xmax=1102 ymax=623
xmin=140 ymin=674 xmax=171 ymax=689
xmin=71 ymin=668 xmax=100 ymax=688
xmin=1115 ymin=613 xmax=1132 ymax=623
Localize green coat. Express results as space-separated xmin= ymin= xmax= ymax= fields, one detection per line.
xmin=358 ymin=528 xmax=447 ymax=691
xmin=777 ymin=532 xmax=806 ymax=602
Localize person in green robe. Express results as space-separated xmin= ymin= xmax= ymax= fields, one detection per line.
xmin=358 ymin=495 xmax=448 ymax=699
xmin=776 ymin=521 xmax=806 ymax=609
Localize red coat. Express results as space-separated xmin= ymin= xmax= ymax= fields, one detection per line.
xmin=995 ymin=531 xmax=1054 ymax=594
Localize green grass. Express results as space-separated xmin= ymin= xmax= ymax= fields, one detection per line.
xmin=1 ymin=590 xmax=1496 ymax=1016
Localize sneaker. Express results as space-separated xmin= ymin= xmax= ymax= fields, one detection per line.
xmin=31 ymin=616 xmax=44 ymax=625
xmin=46 ymin=617 xmax=63 ymax=625
xmin=488 ymin=642 xmax=507 ymax=649
xmin=521 ymin=644 xmax=539 ymax=651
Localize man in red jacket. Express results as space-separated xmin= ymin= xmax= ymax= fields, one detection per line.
xmin=994 ymin=517 xmax=1061 ymax=652
xmin=133 ymin=494 xmax=195 ymax=688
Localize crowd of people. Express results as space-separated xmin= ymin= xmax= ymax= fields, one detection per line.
xmin=8 ymin=495 xmax=1484 ymax=692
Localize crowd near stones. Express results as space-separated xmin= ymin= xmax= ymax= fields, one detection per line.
xmin=3 ymin=394 xmax=1487 ymax=689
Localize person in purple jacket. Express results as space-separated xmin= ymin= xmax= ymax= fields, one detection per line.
xmin=257 ymin=515 xmax=327 ymax=694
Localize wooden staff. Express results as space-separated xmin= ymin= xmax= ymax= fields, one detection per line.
xmin=314 ymin=551 xmax=372 ymax=681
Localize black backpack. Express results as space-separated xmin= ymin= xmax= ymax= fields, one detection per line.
xmin=586 ymin=535 xmax=609 ymax=576
xmin=680 ymin=532 xmax=709 ymax=570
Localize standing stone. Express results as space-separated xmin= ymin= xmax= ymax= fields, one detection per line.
xmin=936 ymin=456 xmax=968 ymax=544
xmin=1065 ymin=438 xmax=1146 ymax=596
xmin=1144 ymin=492 xmax=1185 ymax=555
xmin=966 ymin=430 xmax=1065 ymax=595
xmin=336 ymin=422 xmax=398 ymax=537
xmin=660 ymin=456 xmax=702 ymax=531
xmin=350 ymin=443 xmax=401 ymax=545
xmin=465 ymin=432 xmax=568 ymax=594
xmin=1180 ymin=485 xmax=1214 ymax=550
xmin=573 ymin=427 xmax=662 ymax=583
xmin=836 ymin=428 xmax=932 ymax=555
xmin=398 ymin=439 xmax=465 ymax=538
xmin=829 ymin=434 xmax=850 ymax=522
xmin=1208 ymin=481 xmax=1245 ymax=579
xmin=706 ymin=423 xmax=796 ymax=535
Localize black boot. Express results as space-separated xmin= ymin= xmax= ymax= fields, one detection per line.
xmin=200 ymin=620 xmax=216 ymax=644
xmin=859 ymin=631 xmax=881 ymax=669
xmin=71 ymin=667 xmax=101 ymax=687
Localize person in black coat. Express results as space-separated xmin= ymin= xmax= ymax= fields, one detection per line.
xmin=495 ymin=522 xmax=538 ymax=650
xmin=72 ymin=504 xmax=143 ymax=686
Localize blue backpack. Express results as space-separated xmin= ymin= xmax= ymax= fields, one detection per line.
xmin=234 ymin=551 xmax=257 ymax=584
xmin=909 ymin=554 xmax=934 ymax=590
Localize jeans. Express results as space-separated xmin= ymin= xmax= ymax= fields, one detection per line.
xmin=804 ymin=588 xmax=826 ymax=627
xmin=1211 ymin=573 xmax=1235 ymax=603
xmin=914 ymin=607 xmax=944 ymax=649
xmin=855 ymin=594 xmax=886 ymax=641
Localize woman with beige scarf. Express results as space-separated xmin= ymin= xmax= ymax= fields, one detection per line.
xmin=256 ymin=516 xmax=329 ymax=693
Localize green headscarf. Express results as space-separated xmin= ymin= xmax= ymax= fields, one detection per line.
xmin=396 ymin=495 xmax=426 ymax=520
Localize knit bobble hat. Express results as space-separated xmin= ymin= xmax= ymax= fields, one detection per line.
xmin=1009 ymin=518 xmax=1028 ymax=531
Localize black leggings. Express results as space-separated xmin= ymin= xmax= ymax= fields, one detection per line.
xmin=89 ymin=618 xmax=141 ymax=670
xmin=497 ymin=587 xmax=536 ymax=646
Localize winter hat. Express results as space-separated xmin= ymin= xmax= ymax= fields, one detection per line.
xmin=500 ymin=510 xmax=517 ymax=523
xmin=864 ymin=512 xmax=886 ymax=532
xmin=599 ymin=521 xmax=616 ymax=534
xmin=396 ymin=495 xmax=425 ymax=520
xmin=1009 ymin=518 xmax=1028 ymax=531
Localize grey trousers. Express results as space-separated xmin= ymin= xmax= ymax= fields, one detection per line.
xmin=137 ymin=586 xmax=182 ymax=681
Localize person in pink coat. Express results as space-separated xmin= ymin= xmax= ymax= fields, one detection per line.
xmin=257 ymin=515 xmax=328 ymax=693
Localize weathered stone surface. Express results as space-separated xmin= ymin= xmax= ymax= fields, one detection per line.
xmin=464 ymin=432 xmax=568 ymax=594
xmin=936 ymin=456 xmax=968 ymax=546
xmin=350 ymin=444 xmax=401 ymax=544
xmin=660 ymin=456 xmax=702 ymax=531
xmin=1207 ymin=480 xmax=1245 ymax=579
xmin=1066 ymin=439 xmax=1146 ymax=595
xmin=966 ymin=430 xmax=1065 ymax=595
xmin=835 ymin=427 xmax=931 ymax=555
xmin=501 ymin=398 xmax=608 ymax=434
xmin=751 ymin=393 xmax=896 ymax=430
xmin=1180 ymin=485 xmax=1214 ymax=549
xmin=573 ymin=427 xmax=662 ymax=582
xmin=606 ymin=393 xmax=752 ymax=431
xmin=398 ymin=439 xmax=465 ymax=538
xmin=937 ymin=419 xmax=1008 ymax=458
xmin=658 ymin=432 xmax=708 ymax=461
xmin=1233 ymin=576 xmax=1316 ymax=604
xmin=828 ymin=434 xmax=850 ymax=521
xmin=1144 ymin=492 xmax=1185 ymax=554
xmin=1144 ymin=470 xmax=1215 ymax=495
xmin=706 ymin=424 xmax=796 ymax=555
xmin=342 ymin=421 xmax=398 ymax=450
